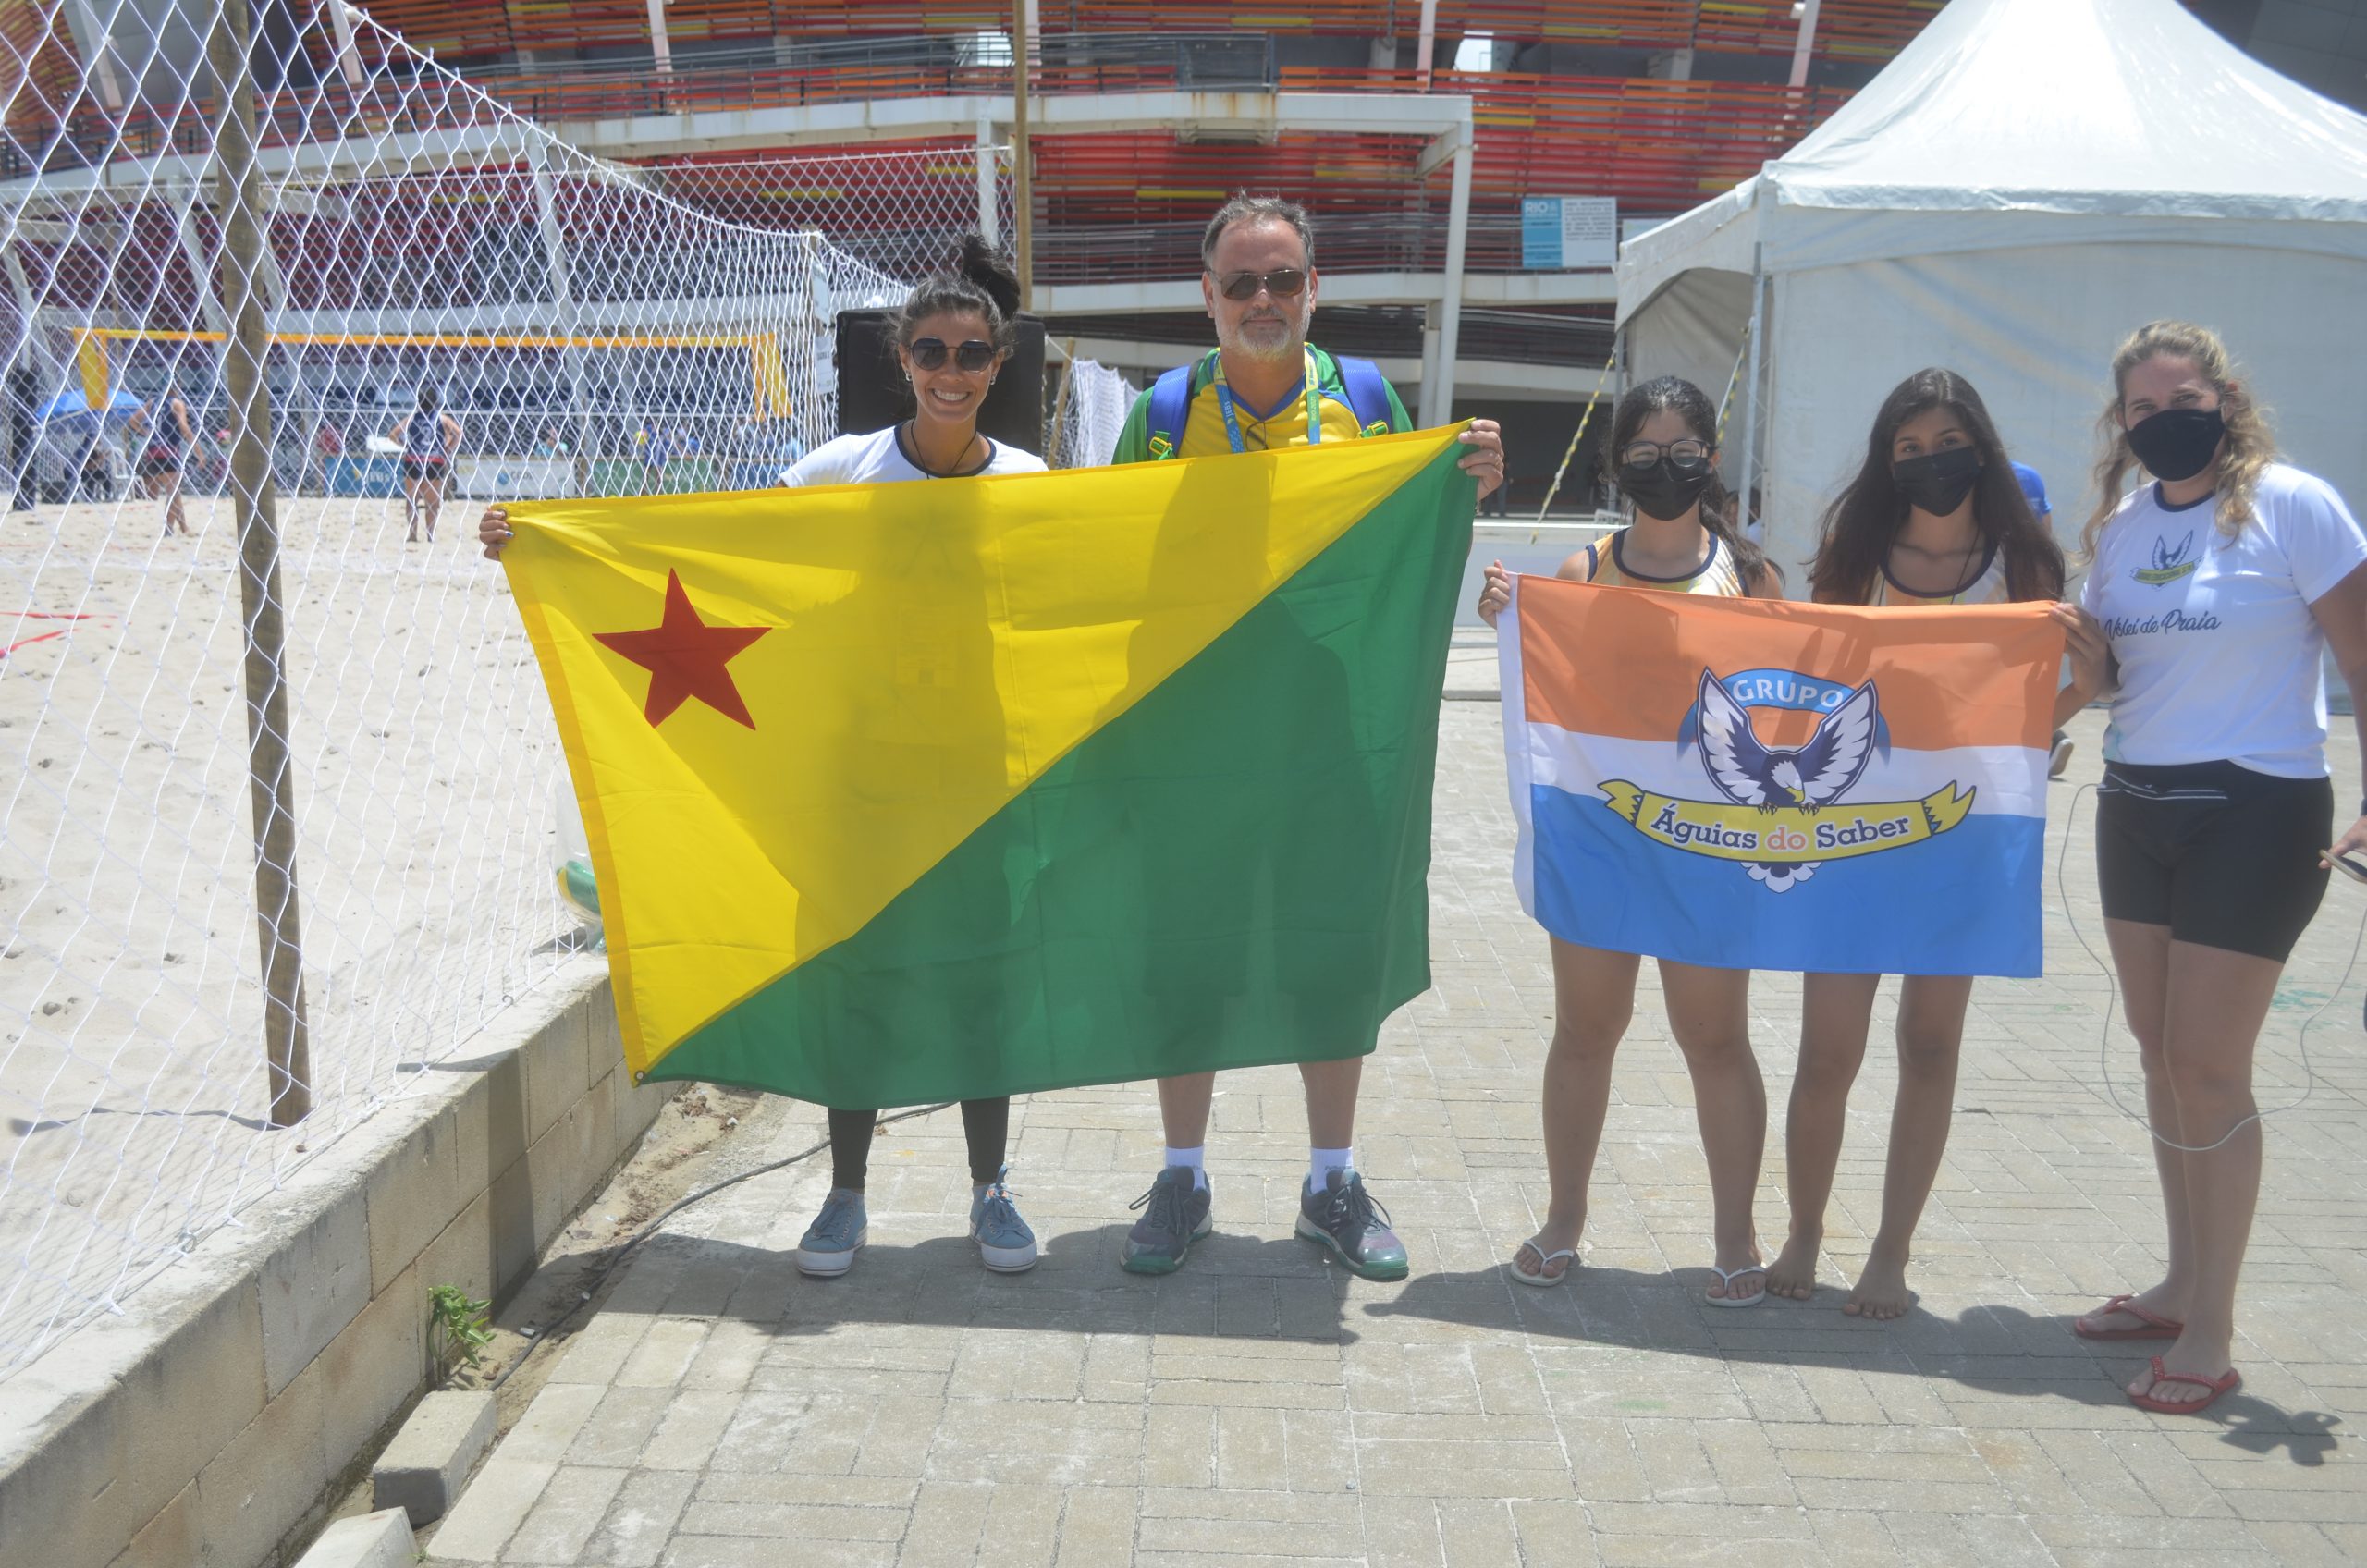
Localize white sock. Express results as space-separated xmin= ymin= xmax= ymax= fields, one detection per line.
xmin=1164 ymin=1145 xmax=1208 ymax=1192
xmin=1308 ymin=1147 xmax=1352 ymax=1194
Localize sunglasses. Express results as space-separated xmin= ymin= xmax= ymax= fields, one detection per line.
xmin=2330 ymin=851 xmax=2367 ymax=885
xmin=1214 ymin=268 xmax=1308 ymax=302
xmin=907 ymin=337 xmax=997 ymax=373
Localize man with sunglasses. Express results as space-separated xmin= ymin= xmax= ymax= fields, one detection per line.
xmin=1111 ymin=195 xmax=1506 ymax=1282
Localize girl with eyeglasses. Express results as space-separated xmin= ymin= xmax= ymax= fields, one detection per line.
xmin=480 ymin=236 xmax=1046 ymax=1280
xmin=1477 ymin=375 xmax=1781 ymax=1305
xmin=1763 ymin=367 xmax=2070 ymax=1321
xmin=2054 ymin=322 xmax=2367 ymax=1415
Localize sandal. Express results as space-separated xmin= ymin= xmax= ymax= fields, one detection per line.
xmin=2073 ymin=1292 xmax=2184 ymax=1341
xmin=1508 ymin=1237 xmax=1576 ymax=1288
xmin=2128 ymin=1354 xmax=2240 ymax=1415
xmin=1704 ymin=1263 xmax=1767 ymax=1309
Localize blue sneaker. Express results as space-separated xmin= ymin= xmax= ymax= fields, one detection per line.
xmin=1121 ymin=1166 xmax=1211 ymax=1275
xmin=970 ymin=1168 xmax=1038 ymax=1273
xmin=794 ymin=1187 xmax=867 ymax=1278
xmin=1296 ymin=1169 xmax=1407 ymax=1280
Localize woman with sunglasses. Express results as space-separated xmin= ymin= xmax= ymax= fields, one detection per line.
xmin=1764 ymin=368 xmax=2069 ymax=1322
xmin=1476 ymin=375 xmax=1781 ymax=1305
xmin=480 ymin=236 xmax=1045 ymax=1280
xmin=2054 ymin=322 xmax=2367 ymax=1415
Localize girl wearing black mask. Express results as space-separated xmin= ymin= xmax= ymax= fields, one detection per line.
xmin=1766 ymin=368 xmax=2071 ymax=1320
xmin=2054 ymin=322 xmax=2367 ymax=1415
xmin=1477 ymin=376 xmax=1781 ymax=1305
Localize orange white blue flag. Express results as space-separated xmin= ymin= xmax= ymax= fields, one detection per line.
xmin=1500 ymin=578 xmax=2065 ymax=976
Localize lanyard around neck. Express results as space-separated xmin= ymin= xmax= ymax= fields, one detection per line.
xmin=1212 ymin=346 xmax=1321 ymax=456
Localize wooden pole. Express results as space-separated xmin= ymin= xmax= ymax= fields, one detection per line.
xmin=1012 ymin=0 xmax=1032 ymax=311
xmin=205 ymin=0 xmax=313 ymax=1129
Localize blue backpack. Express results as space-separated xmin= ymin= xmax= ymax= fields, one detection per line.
xmin=1144 ymin=350 xmax=1398 ymax=459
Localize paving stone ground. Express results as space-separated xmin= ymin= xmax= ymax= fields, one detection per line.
xmin=424 ymin=701 xmax=2367 ymax=1567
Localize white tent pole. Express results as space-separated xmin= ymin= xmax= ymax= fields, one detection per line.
xmin=1416 ymin=0 xmax=1439 ymax=87
xmin=1735 ymin=241 xmax=1766 ymax=540
xmin=975 ymin=119 xmax=1000 ymax=247
xmin=1430 ymin=127 xmax=1474 ymax=423
xmin=1788 ymin=0 xmax=1821 ymax=88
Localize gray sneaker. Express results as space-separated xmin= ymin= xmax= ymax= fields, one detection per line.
xmin=1120 ymin=1166 xmax=1211 ymax=1275
xmin=970 ymin=1167 xmax=1039 ymax=1273
xmin=1296 ymin=1169 xmax=1408 ymax=1280
xmin=795 ymin=1187 xmax=867 ymax=1278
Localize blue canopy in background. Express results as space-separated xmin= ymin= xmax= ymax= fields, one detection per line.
xmin=37 ymin=386 xmax=144 ymax=423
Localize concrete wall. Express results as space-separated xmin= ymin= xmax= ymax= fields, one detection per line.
xmin=0 ymin=956 xmax=671 ymax=1568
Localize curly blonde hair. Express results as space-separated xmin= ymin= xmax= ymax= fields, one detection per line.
xmin=2082 ymin=320 xmax=2277 ymax=560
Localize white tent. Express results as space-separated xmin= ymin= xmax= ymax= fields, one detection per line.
xmin=1616 ymin=0 xmax=2367 ymax=587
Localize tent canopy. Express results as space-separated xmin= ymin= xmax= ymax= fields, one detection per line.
xmin=1615 ymin=0 xmax=2367 ymax=584
xmin=36 ymin=386 xmax=143 ymax=423
xmin=1624 ymin=0 xmax=2367 ymax=306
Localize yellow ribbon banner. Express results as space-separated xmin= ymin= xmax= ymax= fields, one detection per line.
xmin=1598 ymin=781 xmax=1977 ymax=864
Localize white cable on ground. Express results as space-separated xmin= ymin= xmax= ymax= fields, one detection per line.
xmin=2055 ymin=781 xmax=2361 ymax=1154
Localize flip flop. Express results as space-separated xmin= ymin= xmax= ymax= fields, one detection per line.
xmin=2073 ymin=1292 xmax=2185 ymax=1341
xmin=1508 ymin=1237 xmax=1576 ymax=1288
xmin=1704 ymin=1263 xmax=1767 ymax=1309
xmin=2128 ymin=1354 xmax=2240 ymax=1415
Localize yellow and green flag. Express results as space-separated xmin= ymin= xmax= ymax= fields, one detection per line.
xmin=503 ymin=424 xmax=1476 ymax=1107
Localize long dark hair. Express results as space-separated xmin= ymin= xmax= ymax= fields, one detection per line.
xmin=1604 ymin=375 xmax=1775 ymax=597
xmin=893 ymin=232 xmax=1020 ymax=350
xmin=1810 ymin=368 xmax=2063 ymax=606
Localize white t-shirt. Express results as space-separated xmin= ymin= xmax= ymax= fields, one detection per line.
xmin=780 ymin=426 xmax=1046 ymax=487
xmin=2079 ymin=462 xmax=2367 ymax=778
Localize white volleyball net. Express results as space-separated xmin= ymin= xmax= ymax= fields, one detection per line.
xmin=0 ymin=2 xmax=1007 ymax=1371
xmin=1049 ymin=352 xmax=1139 ymax=469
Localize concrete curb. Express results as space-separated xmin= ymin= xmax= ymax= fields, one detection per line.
xmin=0 ymin=956 xmax=672 ymax=1568
xmin=291 ymin=1509 xmax=416 ymax=1568
xmin=374 ymin=1390 xmax=497 ymax=1525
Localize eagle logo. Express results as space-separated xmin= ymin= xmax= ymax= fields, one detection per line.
xmin=1695 ymin=670 xmax=1879 ymax=889
xmin=2133 ymin=530 xmax=2199 ymax=586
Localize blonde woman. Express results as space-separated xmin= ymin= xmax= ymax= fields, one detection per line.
xmin=2054 ymin=321 xmax=2367 ymax=1414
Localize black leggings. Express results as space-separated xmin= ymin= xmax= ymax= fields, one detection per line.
xmin=828 ymin=1097 xmax=1010 ymax=1190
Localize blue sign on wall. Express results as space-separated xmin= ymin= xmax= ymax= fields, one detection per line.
xmin=1520 ymin=196 xmax=1620 ymax=270
xmin=1521 ymin=198 xmax=1563 ymax=269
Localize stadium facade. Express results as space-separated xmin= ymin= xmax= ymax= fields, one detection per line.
xmin=5 ymin=0 xmax=2356 ymax=488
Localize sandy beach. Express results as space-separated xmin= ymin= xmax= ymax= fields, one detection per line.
xmin=0 ymin=485 xmax=587 ymax=1367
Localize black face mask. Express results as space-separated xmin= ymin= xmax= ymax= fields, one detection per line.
xmin=2126 ymin=406 xmax=2226 ymax=483
xmin=1621 ymin=459 xmax=1717 ymax=522
xmin=1891 ymin=446 xmax=1982 ymax=516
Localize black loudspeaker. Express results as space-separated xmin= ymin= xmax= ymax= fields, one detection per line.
xmin=835 ymin=310 xmax=1048 ymax=454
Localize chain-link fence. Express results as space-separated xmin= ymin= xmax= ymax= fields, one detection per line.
xmin=0 ymin=2 xmax=1007 ymax=1373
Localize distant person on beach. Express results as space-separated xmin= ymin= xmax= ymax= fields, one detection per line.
xmin=388 ymin=386 xmax=460 ymax=544
xmin=133 ymin=376 xmax=195 ymax=536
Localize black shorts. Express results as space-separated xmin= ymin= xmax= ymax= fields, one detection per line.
xmin=400 ymin=456 xmax=447 ymax=484
xmin=2096 ymin=759 xmax=2331 ymax=961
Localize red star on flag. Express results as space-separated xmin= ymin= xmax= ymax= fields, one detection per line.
xmin=594 ymin=570 xmax=769 ymax=729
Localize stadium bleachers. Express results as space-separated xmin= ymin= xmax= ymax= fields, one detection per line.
xmin=0 ymin=1 xmax=1969 ymax=279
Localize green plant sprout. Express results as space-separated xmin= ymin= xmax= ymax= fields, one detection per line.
xmin=427 ymin=1283 xmax=493 ymax=1383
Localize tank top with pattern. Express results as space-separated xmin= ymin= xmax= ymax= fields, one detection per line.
xmin=1579 ymin=529 xmax=1746 ymax=596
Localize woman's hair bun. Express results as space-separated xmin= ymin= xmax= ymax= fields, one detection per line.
xmin=955 ymin=232 xmax=1022 ymax=323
